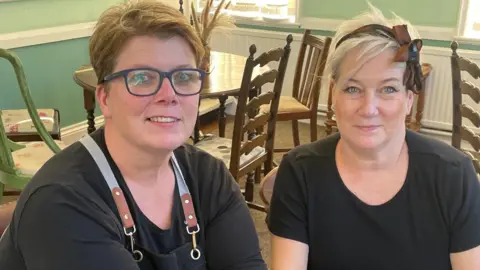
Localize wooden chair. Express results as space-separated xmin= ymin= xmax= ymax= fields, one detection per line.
xmin=179 ymin=0 xmax=184 ymax=13
xmin=196 ymin=35 xmax=293 ymax=211
xmin=450 ymin=41 xmax=480 ymax=174
xmin=325 ymin=63 xmax=433 ymax=135
xmin=261 ymin=30 xmax=331 ymax=152
xmin=0 ymin=49 xmax=67 ymax=200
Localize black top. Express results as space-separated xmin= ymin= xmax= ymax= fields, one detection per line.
xmin=267 ymin=130 xmax=480 ymax=270
xmin=0 ymin=128 xmax=266 ymax=270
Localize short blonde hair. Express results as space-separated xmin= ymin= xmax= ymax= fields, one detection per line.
xmin=89 ymin=0 xmax=205 ymax=84
xmin=323 ymin=3 xmax=420 ymax=90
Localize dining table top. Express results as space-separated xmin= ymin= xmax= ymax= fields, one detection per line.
xmin=73 ymin=51 xmax=270 ymax=99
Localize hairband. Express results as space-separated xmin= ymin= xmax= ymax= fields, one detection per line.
xmin=335 ymin=24 xmax=424 ymax=93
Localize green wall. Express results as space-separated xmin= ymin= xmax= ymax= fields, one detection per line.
xmin=0 ymin=0 xmax=123 ymax=127
xmin=1 ymin=38 xmax=91 ymax=128
xmin=0 ymin=0 xmax=471 ymax=128
xmin=300 ymin=0 xmax=459 ymax=28
xmin=0 ymin=0 xmax=123 ymax=34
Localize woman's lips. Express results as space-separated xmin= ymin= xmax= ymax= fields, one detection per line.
xmin=355 ymin=125 xmax=381 ymax=132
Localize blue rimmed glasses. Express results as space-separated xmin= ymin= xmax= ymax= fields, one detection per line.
xmin=101 ymin=67 xmax=206 ymax=96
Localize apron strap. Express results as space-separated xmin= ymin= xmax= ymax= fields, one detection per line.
xmin=79 ymin=134 xmax=201 ymax=260
xmin=171 ymin=154 xmax=199 ymax=233
xmin=80 ymin=135 xmax=135 ymax=232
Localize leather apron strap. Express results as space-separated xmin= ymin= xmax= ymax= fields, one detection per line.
xmin=79 ymin=134 xmax=201 ymax=261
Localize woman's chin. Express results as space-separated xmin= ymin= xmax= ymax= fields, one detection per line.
xmin=347 ymin=134 xmax=387 ymax=150
xmin=144 ymin=133 xmax=188 ymax=150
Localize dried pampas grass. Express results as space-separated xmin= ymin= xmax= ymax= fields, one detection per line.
xmin=191 ymin=0 xmax=235 ymax=44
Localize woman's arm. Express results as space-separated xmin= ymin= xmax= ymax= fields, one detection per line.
xmin=271 ymin=235 xmax=309 ymax=270
xmin=202 ymin=161 xmax=267 ymax=270
xmin=267 ymin=154 xmax=310 ymax=269
xmin=16 ymin=184 xmax=140 ymax=270
xmin=451 ymin=247 xmax=480 ymax=270
xmin=447 ymin=157 xmax=480 ymax=269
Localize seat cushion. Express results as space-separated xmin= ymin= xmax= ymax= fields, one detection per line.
xmin=2 ymin=109 xmax=60 ymax=137
xmin=12 ymin=141 xmax=68 ymax=175
xmin=260 ymin=96 xmax=310 ymax=114
xmin=195 ymin=135 xmax=265 ymax=168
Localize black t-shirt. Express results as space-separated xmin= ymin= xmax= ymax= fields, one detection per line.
xmin=268 ymin=130 xmax=480 ymax=270
xmin=0 ymin=128 xmax=266 ymax=270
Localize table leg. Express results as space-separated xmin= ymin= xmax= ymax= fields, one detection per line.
xmin=218 ymin=95 xmax=228 ymax=138
xmin=193 ymin=99 xmax=201 ymax=143
xmin=83 ymin=88 xmax=96 ymax=134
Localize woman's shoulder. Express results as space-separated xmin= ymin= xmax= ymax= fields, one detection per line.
xmin=285 ymin=133 xmax=340 ymax=163
xmin=174 ymin=143 xmax=225 ymax=169
xmin=406 ymin=130 xmax=471 ymax=166
xmin=173 ymin=143 xmax=231 ymax=187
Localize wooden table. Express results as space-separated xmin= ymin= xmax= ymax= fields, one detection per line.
xmin=73 ymin=51 xmax=269 ymax=138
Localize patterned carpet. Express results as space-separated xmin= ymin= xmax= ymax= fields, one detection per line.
xmin=201 ymin=119 xmax=325 ymax=267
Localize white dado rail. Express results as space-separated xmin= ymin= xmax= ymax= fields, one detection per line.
xmin=210 ymin=27 xmax=480 ymax=137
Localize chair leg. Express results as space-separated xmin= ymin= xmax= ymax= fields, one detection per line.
xmin=244 ymin=171 xmax=255 ymax=202
xmin=255 ymin=166 xmax=262 ymax=184
xmin=310 ymin=116 xmax=318 ymax=142
xmin=292 ymin=120 xmax=300 ymax=146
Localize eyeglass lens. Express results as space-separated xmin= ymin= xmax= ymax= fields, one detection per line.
xmin=126 ymin=69 xmax=202 ymax=95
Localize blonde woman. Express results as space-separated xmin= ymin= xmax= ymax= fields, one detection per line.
xmin=268 ymin=4 xmax=480 ymax=270
xmin=0 ymin=2 xmax=266 ymax=269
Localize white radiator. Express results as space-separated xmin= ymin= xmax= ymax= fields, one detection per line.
xmin=210 ymin=28 xmax=480 ymax=134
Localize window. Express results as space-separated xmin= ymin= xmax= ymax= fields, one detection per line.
xmin=459 ymin=0 xmax=480 ymax=39
xmin=159 ymin=0 xmax=185 ymax=10
xmin=195 ymin=0 xmax=297 ymax=24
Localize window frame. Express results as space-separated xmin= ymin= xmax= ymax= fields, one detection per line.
xmin=193 ymin=0 xmax=301 ymax=28
xmin=456 ymin=0 xmax=480 ymax=42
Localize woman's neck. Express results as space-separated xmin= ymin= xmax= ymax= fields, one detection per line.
xmin=337 ymin=130 xmax=407 ymax=171
xmin=104 ymin=126 xmax=172 ymax=184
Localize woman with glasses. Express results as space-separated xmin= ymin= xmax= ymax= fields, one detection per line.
xmin=267 ymin=4 xmax=480 ymax=270
xmin=0 ymin=2 xmax=266 ymax=270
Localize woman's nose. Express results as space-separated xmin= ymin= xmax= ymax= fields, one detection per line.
xmin=152 ymin=77 xmax=177 ymax=103
xmin=358 ymin=91 xmax=379 ymax=116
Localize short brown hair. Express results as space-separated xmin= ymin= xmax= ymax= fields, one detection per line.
xmin=89 ymin=0 xmax=205 ymax=83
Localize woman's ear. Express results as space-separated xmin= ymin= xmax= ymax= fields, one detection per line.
xmin=96 ymin=84 xmax=112 ymax=118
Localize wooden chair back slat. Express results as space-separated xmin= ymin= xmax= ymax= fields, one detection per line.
xmin=301 ymin=47 xmax=321 ymax=106
xmin=250 ymin=70 xmax=279 ymax=90
xmin=299 ymin=46 xmax=313 ymax=102
xmin=460 ymin=80 xmax=480 ymax=103
xmin=255 ymin=48 xmax=285 ymax=67
xmin=464 ymin=151 xmax=480 ymax=174
xmin=247 ymin=92 xmax=275 ymax=111
xmin=240 ymin=133 xmax=268 ymax=156
xmin=243 ymin=113 xmax=271 ymax=133
xmin=458 ymin=56 xmax=480 ymax=79
xmin=461 ymin=126 xmax=480 ymax=152
xmin=461 ymin=104 xmax=480 ymax=128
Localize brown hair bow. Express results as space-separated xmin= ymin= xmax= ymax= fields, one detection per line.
xmin=335 ymin=24 xmax=424 ymax=93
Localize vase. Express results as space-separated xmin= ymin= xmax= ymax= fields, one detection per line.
xmin=200 ymin=43 xmax=212 ymax=74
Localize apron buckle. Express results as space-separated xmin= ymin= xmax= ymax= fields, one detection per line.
xmin=186 ymin=224 xmax=200 ymax=235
